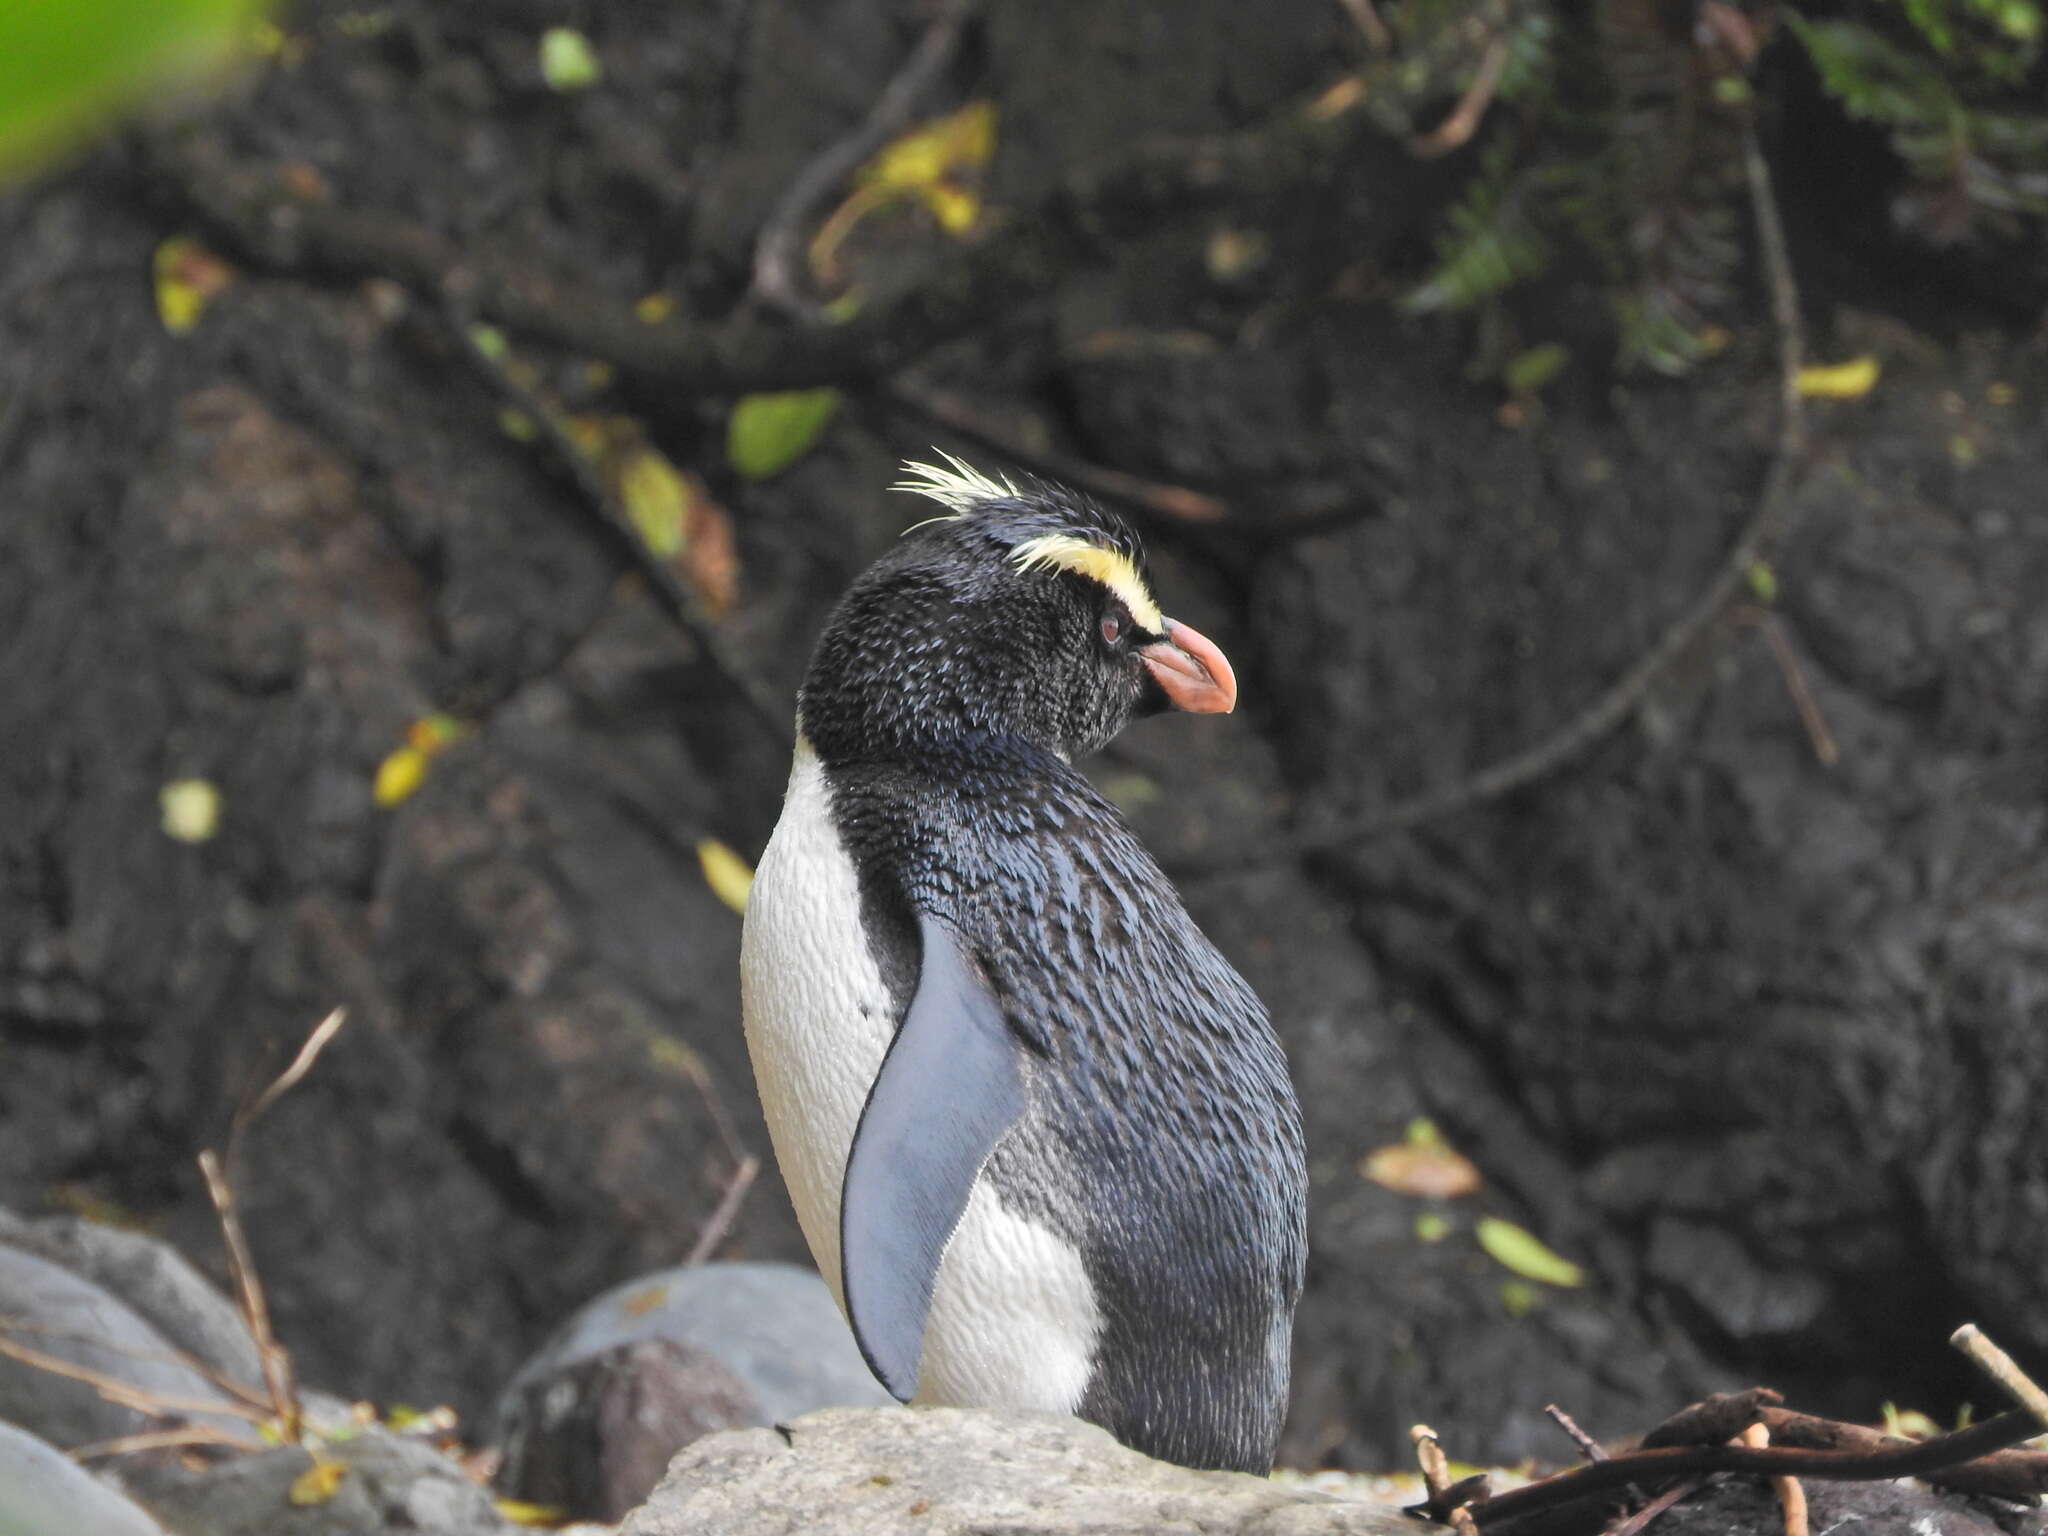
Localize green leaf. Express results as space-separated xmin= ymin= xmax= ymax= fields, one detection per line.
xmin=1475 ymin=1216 xmax=1586 ymax=1287
xmin=727 ymin=389 xmax=841 ymax=480
xmin=1503 ymin=343 xmax=1570 ymax=397
xmin=0 ymin=0 xmax=269 ymax=182
xmin=538 ymin=27 xmax=601 ymax=92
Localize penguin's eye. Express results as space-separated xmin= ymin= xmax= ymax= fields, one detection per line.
xmin=1099 ymin=609 xmax=1126 ymax=648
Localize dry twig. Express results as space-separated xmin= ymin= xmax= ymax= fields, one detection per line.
xmin=0 ymin=1334 xmax=262 ymax=1424
xmin=1411 ymin=38 xmax=1510 ymax=158
xmin=684 ymin=1152 xmax=761 ymax=1268
xmin=1545 ymin=1403 xmax=1609 ymax=1462
xmin=233 ymin=1006 xmax=347 ymax=1141
xmin=438 ymin=308 xmax=792 ymax=748
xmin=197 ymin=1150 xmax=299 ymax=1443
xmin=69 ymin=1425 xmax=263 ymax=1460
xmin=1741 ymin=608 xmax=1839 ymax=767
xmin=1741 ymin=1421 xmax=1809 ymax=1536
xmin=1953 ymin=1323 xmax=2048 ymax=1431
xmin=1412 ymin=1424 xmax=1486 ymax=1536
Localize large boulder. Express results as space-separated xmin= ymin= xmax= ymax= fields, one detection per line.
xmin=619 ymin=1405 xmax=1415 ymax=1536
xmin=0 ymin=1419 xmax=169 ymax=1536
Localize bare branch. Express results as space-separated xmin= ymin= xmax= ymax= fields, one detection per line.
xmin=197 ymin=1150 xmax=299 ymax=1443
xmin=752 ymin=0 xmax=983 ymax=315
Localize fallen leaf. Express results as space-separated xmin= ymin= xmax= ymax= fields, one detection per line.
xmin=634 ymin=292 xmax=675 ymax=323
xmin=862 ymin=100 xmax=995 ymax=194
xmin=1475 ymin=1216 xmax=1585 ymax=1287
xmin=1881 ymin=1402 xmax=1940 ymax=1440
xmin=1796 ymin=355 xmax=1880 ymax=400
xmin=160 ymin=778 xmax=223 ymax=842
xmin=697 ymin=838 xmax=754 ymax=913
xmin=373 ymin=746 xmax=428 ymax=808
xmin=727 ymin=388 xmax=840 ymax=480
xmin=538 ymin=26 xmax=600 ymax=91
xmin=1413 ymin=1212 xmax=1452 ymax=1243
xmin=288 ymin=1457 xmax=347 ymax=1506
xmin=153 ymin=236 xmax=235 ymax=335
xmin=1499 ymin=1279 xmax=1540 ymax=1317
xmin=679 ymin=477 xmax=741 ymax=616
xmin=622 ymin=1284 xmax=670 ymax=1317
xmin=1746 ymin=559 xmax=1777 ymax=604
xmin=495 ymin=1498 xmax=568 ymax=1527
xmin=619 ymin=445 xmax=689 ymax=557
xmin=1360 ymin=1118 xmax=1482 ymax=1199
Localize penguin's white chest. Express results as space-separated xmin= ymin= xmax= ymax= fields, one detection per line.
xmin=739 ymin=740 xmax=1100 ymax=1412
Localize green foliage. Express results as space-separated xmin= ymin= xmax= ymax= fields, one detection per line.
xmin=1377 ymin=0 xmax=2048 ymax=373
xmin=0 ymin=0 xmax=267 ymax=182
xmin=1403 ymin=138 xmax=1550 ymax=315
xmin=1787 ymin=7 xmax=2048 ymax=230
xmin=727 ymin=389 xmax=842 ymax=480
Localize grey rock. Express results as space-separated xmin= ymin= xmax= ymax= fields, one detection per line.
xmin=496 ymin=1336 xmax=759 ymax=1522
xmin=493 ymin=1262 xmax=889 ymax=1434
xmin=619 ymin=1406 xmax=1414 ymax=1536
xmin=0 ymin=1419 xmax=169 ymax=1536
xmin=130 ymin=1427 xmax=516 ymax=1536
xmin=0 ymin=1244 xmax=244 ymax=1449
xmin=0 ymin=1210 xmax=265 ymax=1392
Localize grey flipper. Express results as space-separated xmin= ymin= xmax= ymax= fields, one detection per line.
xmin=840 ymin=911 xmax=1026 ymax=1400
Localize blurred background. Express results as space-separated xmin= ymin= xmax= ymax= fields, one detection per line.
xmin=3 ymin=0 xmax=2046 ymax=1479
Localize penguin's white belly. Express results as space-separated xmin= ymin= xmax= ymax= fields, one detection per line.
xmin=740 ymin=741 xmax=1101 ymax=1413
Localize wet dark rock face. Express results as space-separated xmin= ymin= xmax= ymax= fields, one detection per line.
xmin=2 ymin=0 xmax=2043 ymax=1470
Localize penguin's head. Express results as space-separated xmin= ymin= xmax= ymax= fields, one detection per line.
xmin=799 ymin=455 xmax=1237 ymax=764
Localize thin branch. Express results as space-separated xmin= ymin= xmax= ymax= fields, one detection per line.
xmin=0 ymin=1334 xmax=263 ymax=1423
xmin=1953 ymin=1323 xmax=2048 ymax=1432
xmin=1470 ymin=1408 xmax=2048 ymax=1531
xmin=69 ymin=1425 xmax=263 ymax=1460
xmin=233 ymin=1007 xmax=347 ymax=1142
xmin=752 ymin=0 xmax=982 ymax=315
xmin=1743 ymin=608 xmax=1839 ymax=766
xmin=1412 ymin=1424 xmax=1486 ymax=1536
xmin=1602 ymin=1478 xmax=1703 ymax=1536
xmin=1177 ymin=113 xmax=1808 ymax=881
xmin=885 ymin=377 xmax=1228 ymax=524
xmin=684 ymin=1153 xmax=760 ymax=1267
xmin=1411 ymin=38 xmax=1510 ymax=159
xmin=197 ymin=1149 xmax=299 ymax=1443
xmin=141 ymin=74 xmax=1377 ymax=397
xmin=1741 ymin=1421 xmax=1809 ymax=1536
xmin=1338 ymin=0 xmax=1394 ymax=53
xmin=1545 ymin=1404 xmax=1610 ymax=1462
xmin=0 ymin=1316 xmax=270 ymax=1413
xmin=438 ymin=309 xmax=793 ymax=749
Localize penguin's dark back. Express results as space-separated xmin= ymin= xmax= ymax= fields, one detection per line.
xmin=820 ymin=731 xmax=1308 ymax=1471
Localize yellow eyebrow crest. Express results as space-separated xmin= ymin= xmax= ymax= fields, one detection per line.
xmin=1009 ymin=534 xmax=1164 ymax=633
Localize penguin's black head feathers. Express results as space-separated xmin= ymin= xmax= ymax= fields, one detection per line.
xmin=799 ymin=456 xmax=1235 ymax=766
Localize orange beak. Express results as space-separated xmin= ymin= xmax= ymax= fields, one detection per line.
xmin=1139 ymin=618 xmax=1238 ymax=715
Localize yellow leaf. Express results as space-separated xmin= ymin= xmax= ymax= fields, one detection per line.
xmin=862 ymin=100 xmax=996 ymax=192
xmin=1796 ymin=355 xmax=1880 ymax=400
xmin=1475 ymin=1217 xmax=1585 ymax=1287
xmin=697 ymin=838 xmax=753 ymax=913
xmin=288 ymin=1457 xmax=347 ymax=1506
xmin=1499 ymin=1279 xmax=1540 ymax=1317
xmin=1360 ymin=1119 xmax=1482 ymax=1199
xmin=496 ymin=1499 xmax=569 ymax=1527
xmin=373 ymin=745 xmax=428 ymax=808
xmin=467 ymin=323 xmax=509 ymax=362
xmin=619 ymin=446 xmax=689 ymax=557
xmin=497 ymin=407 xmax=536 ymax=442
xmin=1881 ymin=1402 xmax=1940 ymax=1440
xmin=153 ymin=236 xmax=234 ymax=335
xmin=1746 ymin=559 xmax=1777 ymax=604
xmin=538 ymin=26 xmax=601 ymax=91
xmin=1414 ymin=1212 xmax=1452 ymax=1243
xmin=727 ymin=389 xmax=840 ymax=480
xmin=160 ymin=778 xmax=222 ymax=842
xmin=634 ymin=292 xmax=675 ymax=323
xmin=922 ymin=181 xmax=980 ymax=235
xmin=622 ymin=1284 xmax=670 ymax=1317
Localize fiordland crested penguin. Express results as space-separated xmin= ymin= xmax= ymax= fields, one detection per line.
xmin=739 ymin=456 xmax=1308 ymax=1473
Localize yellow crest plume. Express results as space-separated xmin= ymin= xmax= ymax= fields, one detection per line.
xmin=1009 ymin=534 xmax=1163 ymax=633
xmin=892 ymin=452 xmax=1020 ymax=515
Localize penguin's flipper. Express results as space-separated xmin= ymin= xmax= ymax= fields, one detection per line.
xmin=840 ymin=910 xmax=1025 ymax=1401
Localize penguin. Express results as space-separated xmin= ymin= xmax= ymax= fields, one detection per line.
xmin=739 ymin=455 xmax=1307 ymax=1474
